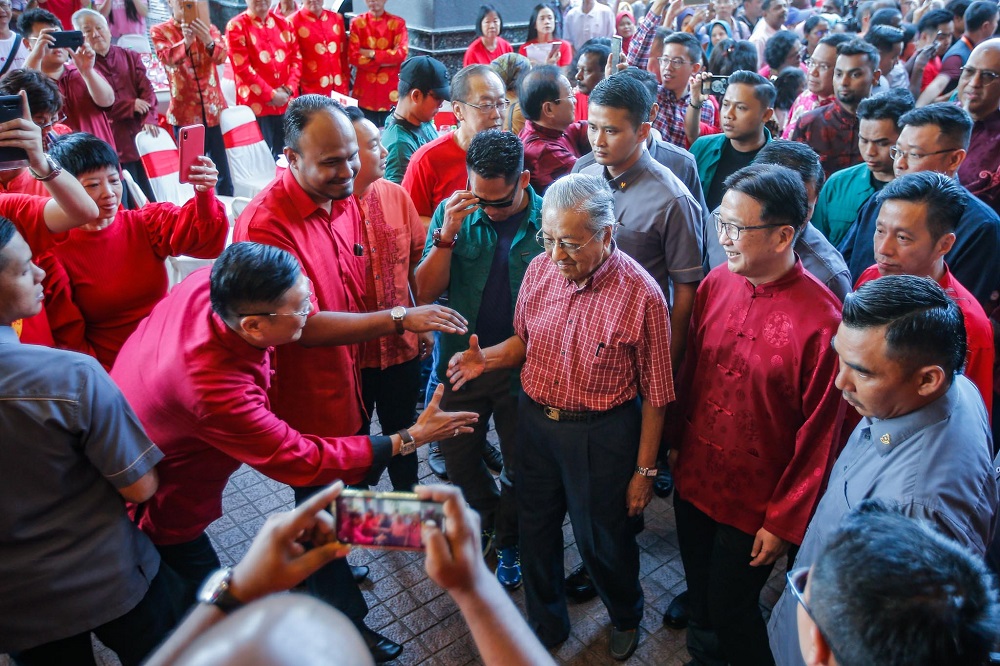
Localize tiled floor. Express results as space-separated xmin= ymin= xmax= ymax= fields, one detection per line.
xmin=2 ymin=425 xmax=787 ymax=666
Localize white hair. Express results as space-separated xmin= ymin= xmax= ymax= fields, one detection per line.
xmin=72 ymin=8 xmax=109 ymax=29
xmin=541 ymin=173 xmax=616 ymax=234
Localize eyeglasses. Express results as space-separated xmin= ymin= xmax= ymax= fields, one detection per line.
xmin=552 ymin=96 xmax=576 ymax=104
xmin=467 ymin=180 xmax=519 ymax=208
xmin=935 ymin=31 xmax=952 ymax=41
xmin=804 ymin=57 xmax=832 ymax=73
xmin=960 ymin=66 xmax=1000 ymax=85
xmin=238 ymin=298 xmax=314 ymax=318
xmin=657 ymin=56 xmax=693 ymax=69
xmin=786 ymin=568 xmax=844 ymax=664
xmin=714 ymin=213 xmax=786 ymax=241
xmin=535 ymin=228 xmax=605 ymax=254
xmin=36 ymin=113 xmax=66 ymax=131
xmin=458 ymin=99 xmax=509 ymax=114
xmin=889 ymin=145 xmax=959 ymax=162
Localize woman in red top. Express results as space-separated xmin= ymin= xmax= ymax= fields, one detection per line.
xmin=463 ymin=4 xmax=512 ymax=67
xmin=40 ymin=132 xmax=228 ymax=370
xmin=518 ymin=4 xmax=573 ymax=67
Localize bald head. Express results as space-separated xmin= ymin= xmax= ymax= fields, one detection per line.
xmin=959 ymin=37 xmax=1000 ymax=120
xmin=173 ymin=595 xmax=374 ymax=666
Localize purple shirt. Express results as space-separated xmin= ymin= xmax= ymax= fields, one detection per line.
xmin=958 ymin=108 xmax=1000 ymax=216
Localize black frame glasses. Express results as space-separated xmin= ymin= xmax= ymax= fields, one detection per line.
xmin=467 ymin=180 xmax=519 ymax=208
xmin=457 ymin=99 xmax=510 ymax=114
xmin=714 ymin=213 xmax=786 ymax=241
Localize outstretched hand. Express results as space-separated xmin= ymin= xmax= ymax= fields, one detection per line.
xmin=446 ymin=333 xmax=486 ymax=390
xmin=402 ymin=304 xmax=469 ymax=335
xmin=408 ymin=384 xmax=478 ymax=446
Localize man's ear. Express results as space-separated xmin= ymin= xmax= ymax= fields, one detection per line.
xmin=762 ymin=106 xmax=775 ymax=124
xmin=914 ymin=364 xmax=947 ymax=398
xmin=804 ymin=622 xmax=835 ymax=666
xmin=518 ymin=169 xmax=530 ymax=191
xmin=283 ymin=147 xmax=298 ymax=171
xmin=648 ymin=101 xmax=659 ymax=123
xmin=637 ymin=120 xmax=652 ymax=144
xmin=946 ymin=148 xmax=967 ymax=173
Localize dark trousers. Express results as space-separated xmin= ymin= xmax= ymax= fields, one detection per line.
xmin=361 ymin=108 xmax=390 ymax=129
xmin=293 ymin=484 xmax=368 ymax=626
xmin=10 ymin=565 xmax=182 ymax=666
xmin=173 ymin=124 xmax=234 ymax=197
xmin=257 ymin=115 xmax=286 ymax=160
xmin=516 ymin=393 xmax=643 ymax=647
xmin=674 ymin=494 xmax=776 ymax=666
xmin=122 ymin=159 xmax=155 ymax=204
xmin=360 ymin=355 xmax=422 ymax=491
xmin=155 ymin=532 xmax=223 ymax=610
xmin=439 ymin=369 xmax=518 ymax=548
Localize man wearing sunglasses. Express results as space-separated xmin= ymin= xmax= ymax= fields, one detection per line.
xmin=768 ymin=275 xmax=999 ymax=666
xmin=415 ymin=129 xmax=543 ymax=593
xmin=958 ymin=38 xmax=1000 ymax=216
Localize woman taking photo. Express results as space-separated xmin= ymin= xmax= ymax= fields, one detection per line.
xmin=464 ymin=4 xmax=512 ymax=66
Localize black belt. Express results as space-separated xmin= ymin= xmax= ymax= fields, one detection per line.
xmin=526 ymin=396 xmax=632 ymax=423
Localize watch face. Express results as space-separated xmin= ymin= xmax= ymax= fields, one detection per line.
xmin=391 ymin=306 xmax=405 ymax=320
xmin=198 ymin=567 xmax=231 ymax=603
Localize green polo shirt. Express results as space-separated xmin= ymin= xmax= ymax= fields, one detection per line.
xmin=382 ymin=114 xmax=439 ymax=185
xmin=423 ymin=186 xmax=544 ymax=386
xmin=812 ymin=162 xmax=877 ymax=247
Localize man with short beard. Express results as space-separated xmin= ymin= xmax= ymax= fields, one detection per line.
xmin=783 ymin=33 xmax=852 ymax=137
xmin=957 ymin=38 xmax=1000 ymax=214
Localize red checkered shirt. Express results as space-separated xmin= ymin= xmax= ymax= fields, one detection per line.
xmin=655 ymin=87 xmax=719 ymax=148
xmin=514 ymin=244 xmax=674 ymax=412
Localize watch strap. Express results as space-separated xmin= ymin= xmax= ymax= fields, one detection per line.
xmin=635 ymin=466 xmax=658 ymax=477
xmin=432 ymin=228 xmax=458 ymax=248
xmin=396 ymin=428 xmax=416 ymax=455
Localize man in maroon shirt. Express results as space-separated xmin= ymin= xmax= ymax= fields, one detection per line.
xmin=958 ymin=38 xmax=1000 ymax=215
xmin=447 ymin=173 xmax=673 ymax=661
xmin=669 ymin=163 xmax=844 ymax=666
xmin=233 ymin=94 xmax=472 ymax=663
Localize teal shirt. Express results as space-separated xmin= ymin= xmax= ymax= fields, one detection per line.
xmin=422 ymin=186 xmax=544 ymax=385
xmin=382 ymin=114 xmax=439 ymax=185
xmin=688 ymin=128 xmax=772 ymax=201
xmin=812 ymin=162 xmax=876 ymax=247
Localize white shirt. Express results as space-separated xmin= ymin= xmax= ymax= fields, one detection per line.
xmin=0 ymin=33 xmax=28 ymax=74
xmin=564 ymin=2 xmax=615 ymax=51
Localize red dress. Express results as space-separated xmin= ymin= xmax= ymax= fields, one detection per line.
xmin=289 ymin=8 xmax=349 ymax=95
xmin=463 ymin=36 xmax=513 ymax=66
xmin=226 ymin=10 xmax=302 ymax=117
xmin=348 ymin=10 xmax=408 ymax=112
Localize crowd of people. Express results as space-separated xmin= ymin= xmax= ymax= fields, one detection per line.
xmin=1 ymin=0 xmax=1000 ymax=664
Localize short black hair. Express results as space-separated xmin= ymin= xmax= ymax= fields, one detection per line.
xmin=817 ymin=32 xmax=854 ymax=49
xmin=0 ymin=69 xmax=62 ymax=117
xmin=772 ymin=67 xmax=806 ymax=111
xmin=18 ymin=7 xmax=61 ymax=34
xmin=662 ymin=31 xmax=703 ymax=66
xmin=578 ymin=39 xmax=612 ymax=70
xmin=284 ymin=95 xmax=347 ymax=154
xmin=617 ymin=66 xmax=659 ymax=102
xmin=341 ymin=105 xmax=365 ymax=123
xmin=49 ymin=132 xmax=119 ymax=174
xmin=707 ymin=39 xmax=759 ymax=75
xmin=803 ymin=14 xmax=827 ymax=35
xmin=526 ymin=3 xmax=561 ymax=42
xmin=856 ymin=87 xmax=915 ymax=128
xmin=755 ymin=139 xmax=825 ymax=193
xmin=877 ymin=171 xmax=966 ymax=240
xmin=810 ymin=501 xmax=999 ymax=666
xmin=723 ymin=163 xmax=810 ymax=230
xmin=899 ymin=102 xmax=973 ymax=149
xmin=764 ymin=31 xmax=801 ymax=70
xmin=837 ymin=38 xmax=880 ymax=71
xmin=841 ymin=275 xmax=967 ymax=377
xmin=0 ymin=216 xmax=16 ymax=272
xmin=964 ymin=0 xmax=998 ymax=32
xmin=946 ymin=0 xmax=971 ymax=20
xmin=918 ymin=8 xmax=954 ymax=33
xmin=210 ymin=242 xmax=302 ymax=322
xmin=519 ymin=65 xmax=563 ymax=121
xmin=869 ymin=7 xmax=902 ymax=26
xmin=865 ymin=24 xmax=905 ymax=53
xmin=474 ymin=4 xmax=503 ymax=38
xmin=451 ymin=64 xmax=496 ymax=103
xmin=589 ymin=73 xmax=653 ymax=131
xmin=466 ymin=130 xmax=524 ymax=184
xmin=728 ymin=69 xmax=778 ymax=106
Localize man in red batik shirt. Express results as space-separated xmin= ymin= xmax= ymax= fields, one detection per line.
xmin=226 ymin=0 xmax=301 ymax=158
xmin=151 ymin=0 xmax=233 ymax=196
xmin=669 ymin=163 xmax=844 ymax=666
xmin=289 ymin=0 xmax=348 ymax=97
xmin=348 ymin=0 xmax=407 ymax=127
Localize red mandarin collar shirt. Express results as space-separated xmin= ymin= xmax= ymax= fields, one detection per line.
xmin=226 ymin=10 xmax=302 ymax=116
xmin=514 ymin=244 xmax=674 ymax=412
xmin=234 ymin=168 xmax=367 ymax=438
xmin=289 ymin=8 xmax=349 ymax=96
xmin=150 ymin=19 xmax=229 ymax=127
xmin=348 ymin=10 xmax=408 ymax=112
xmin=672 ymin=260 xmax=846 ymax=545
xmin=111 ymin=269 xmax=382 ymax=545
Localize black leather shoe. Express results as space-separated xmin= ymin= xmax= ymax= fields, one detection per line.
xmin=653 ymin=466 xmax=674 ymax=498
xmin=663 ymin=590 xmax=690 ymax=629
xmin=428 ymin=443 xmax=448 ymax=480
xmin=482 ymin=442 xmax=503 ymax=473
xmin=564 ymin=563 xmax=597 ymax=602
xmin=610 ymin=627 xmax=639 ymax=661
xmin=361 ymin=627 xmax=403 ymax=663
xmin=350 ymin=564 xmax=370 ymax=582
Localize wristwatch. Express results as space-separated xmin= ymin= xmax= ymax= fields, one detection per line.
xmin=28 ymin=154 xmax=62 ymax=182
xmin=432 ymin=228 xmax=458 ymax=249
xmin=396 ymin=428 xmax=416 ymax=455
xmin=390 ymin=305 xmax=406 ymax=334
xmin=197 ymin=567 xmax=245 ymax=614
xmin=635 ymin=466 xmax=659 ymax=477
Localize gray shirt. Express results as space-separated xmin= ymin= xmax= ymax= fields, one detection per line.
xmin=767 ymin=375 xmax=1000 ymax=666
xmin=0 ymin=327 xmax=164 ymax=652
xmin=578 ymin=148 xmax=705 ymax=297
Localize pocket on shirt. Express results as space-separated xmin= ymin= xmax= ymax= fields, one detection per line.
xmin=452 ymin=242 xmax=482 ymax=263
xmin=585 ymin=343 xmax=628 ymax=393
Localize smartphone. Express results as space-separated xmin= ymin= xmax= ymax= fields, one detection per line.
xmin=181 ymin=0 xmax=210 ymax=25
xmin=177 ymin=124 xmax=205 ymax=184
xmin=333 ymin=489 xmax=445 ymax=551
xmin=682 ymin=0 xmax=707 ymax=6
xmin=701 ymin=74 xmax=729 ymax=96
xmin=610 ymin=35 xmax=622 ymax=70
xmin=48 ymin=30 xmax=84 ymax=50
xmin=0 ymin=95 xmax=28 ymax=169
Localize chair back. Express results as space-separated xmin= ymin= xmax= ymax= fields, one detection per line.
xmin=220 ymin=106 xmax=277 ymax=199
xmin=134 ymin=130 xmax=195 ymax=205
xmin=117 ymin=34 xmax=152 ymax=53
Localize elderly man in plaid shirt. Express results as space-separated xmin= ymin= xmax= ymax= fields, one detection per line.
xmin=447 ymin=173 xmax=673 ymax=662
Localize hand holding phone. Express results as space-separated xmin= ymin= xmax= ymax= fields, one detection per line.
xmin=0 ymin=93 xmax=33 ymax=169
xmin=333 ymin=489 xmax=446 ymax=551
xmin=610 ymin=35 xmax=622 ymax=71
xmin=177 ymin=123 xmax=205 ymax=184
xmin=48 ymin=30 xmax=84 ymax=50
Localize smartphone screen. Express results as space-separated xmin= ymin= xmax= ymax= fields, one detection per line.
xmin=0 ymin=95 xmax=28 ymax=169
xmin=177 ymin=124 xmax=205 ymax=184
xmin=333 ymin=490 xmax=445 ymax=551
xmin=610 ymin=35 xmax=622 ymax=70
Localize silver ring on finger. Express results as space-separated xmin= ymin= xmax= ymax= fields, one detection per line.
xmin=453 ymin=428 xmax=459 ymax=437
